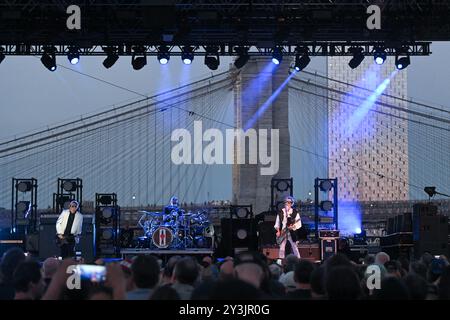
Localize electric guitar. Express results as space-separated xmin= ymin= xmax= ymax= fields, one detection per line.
xmin=276 ymin=229 xmax=287 ymax=246
xmin=276 ymin=224 xmax=295 ymax=245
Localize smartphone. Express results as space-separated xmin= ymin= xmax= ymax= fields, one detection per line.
xmin=76 ymin=264 xmax=106 ymax=283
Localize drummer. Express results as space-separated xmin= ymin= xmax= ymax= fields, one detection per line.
xmin=164 ymin=196 xmax=185 ymax=220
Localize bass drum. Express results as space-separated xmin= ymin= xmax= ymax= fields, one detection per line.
xmin=151 ymin=226 xmax=174 ymax=249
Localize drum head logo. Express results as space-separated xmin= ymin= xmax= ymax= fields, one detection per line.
xmin=152 ymin=227 xmax=173 ymax=248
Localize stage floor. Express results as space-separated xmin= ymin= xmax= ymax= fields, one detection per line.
xmin=120 ymin=248 xmax=214 ymax=257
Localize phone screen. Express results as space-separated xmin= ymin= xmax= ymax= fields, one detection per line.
xmin=76 ymin=264 xmax=106 ymax=283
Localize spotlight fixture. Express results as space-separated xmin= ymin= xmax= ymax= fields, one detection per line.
xmin=204 ymin=47 xmax=220 ymax=70
xmin=320 ymin=200 xmax=333 ymax=211
xmin=294 ymin=53 xmax=311 ymax=72
xmin=181 ymin=46 xmax=194 ymax=65
xmin=16 ymin=181 xmax=32 ymax=192
xmin=103 ymin=47 xmax=119 ymax=69
xmin=62 ymin=180 xmax=78 ymax=192
xmin=319 ymin=180 xmax=333 ymax=192
xmin=41 ymin=47 xmax=57 ymax=71
xmin=157 ymin=46 xmax=170 ymax=65
xmin=424 ymin=186 xmax=436 ymax=198
xmin=234 ymin=47 xmax=249 ymax=69
xmin=205 ymin=55 xmax=219 ymax=70
xmin=0 ymin=47 xmax=5 ymax=64
xmin=131 ymin=47 xmax=147 ymax=70
xmin=348 ymin=47 xmax=365 ymax=69
xmin=374 ymin=47 xmax=386 ymax=65
xmin=423 ymin=186 xmax=450 ymax=199
xmin=67 ymin=46 xmax=80 ymax=65
xmin=16 ymin=201 xmax=31 ymax=219
xmin=395 ymin=54 xmax=410 ymax=70
xmin=272 ymin=47 xmax=283 ymax=65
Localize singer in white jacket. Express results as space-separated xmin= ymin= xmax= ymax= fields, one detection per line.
xmin=56 ymin=200 xmax=83 ymax=258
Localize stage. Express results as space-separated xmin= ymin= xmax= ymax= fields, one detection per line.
xmin=120 ymin=248 xmax=214 ymax=258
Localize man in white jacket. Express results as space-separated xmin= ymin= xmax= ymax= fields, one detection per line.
xmin=56 ymin=200 xmax=83 ymax=258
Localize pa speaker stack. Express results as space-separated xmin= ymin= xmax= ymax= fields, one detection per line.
xmin=413 ymin=203 xmax=448 ymax=258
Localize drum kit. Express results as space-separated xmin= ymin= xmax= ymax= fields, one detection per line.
xmin=137 ymin=208 xmax=214 ymax=249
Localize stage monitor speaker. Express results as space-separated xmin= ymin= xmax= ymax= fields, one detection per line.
xmin=219 ymin=218 xmax=258 ymax=256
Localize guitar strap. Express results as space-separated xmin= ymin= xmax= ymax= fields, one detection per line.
xmin=278 ymin=209 xmax=284 ymax=231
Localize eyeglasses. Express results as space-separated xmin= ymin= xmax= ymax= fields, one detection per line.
xmin=69 ymin=205 xmax=77 ymax=208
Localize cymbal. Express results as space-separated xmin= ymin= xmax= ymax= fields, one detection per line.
xmin=138 ymin=211 xmax=164 ymax=216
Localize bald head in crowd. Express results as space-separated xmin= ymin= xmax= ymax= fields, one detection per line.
xmin=375 ymin=252 xmax=390 ymax=265
xmin=234 ymin=263 xmax=264 ymax=289
xmin=42 ymin=258 xmax=59 ymax=280
xmin=219 ymin=260 xmax=234 ymax=281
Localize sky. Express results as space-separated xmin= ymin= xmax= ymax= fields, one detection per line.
xmin=1 ymin=42 xmax=450 ymax=205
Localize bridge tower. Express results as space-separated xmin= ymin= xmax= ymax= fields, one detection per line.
xmin=232 ymin=58 xmax=291 ymax=215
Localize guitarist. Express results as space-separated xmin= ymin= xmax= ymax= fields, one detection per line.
xmin=55 ymin=200 xmax=83 ymax=258
xmin=274 ymin=196 xmax=301 ymax=259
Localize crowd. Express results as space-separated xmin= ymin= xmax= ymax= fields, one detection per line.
xmin=0 ymin=247 xmax=449 ymax=300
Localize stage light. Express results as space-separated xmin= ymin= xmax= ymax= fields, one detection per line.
xmin=271 ymin=47 xmax=283 ymax=65
xmin=234 ymin=47 xmax=249 ymax=69
xmin=355 ymin=227 xmax=362 ymax=234
xmin=294 ymin=53 xmax=311 ymax=72
xmin=320 ymin=200 xmax=333 ymax=211
xmin=157 ymin=46 xmax=170 ymax=65
xmin=348 ymin=47 xmax=365 ymax=69
xmin=424 ymin=186 xmax=437 ymax=198
xmin=132 ymin=52 xmax=147 ymax=70
xmin=102 ymin=229 xmax=114 ymax=240
xmin=353 ymin=229 xmax=367 ymax=245
xmin=0 ymin=47 xmax=4 ymax=64
xmin=395 ymin=55 xmax=410 ymax=70
xmin=319 ymin=180 xmax=333 ymax=192
xmin=99 ymin=195 xmax=113 ymax=205
xmin=16 ymin=181 xmax=32 ymax=192
xmin=236 ymin=229 xmax=248 ymax=240
xmin=41 ymin=47 xmax=57 ymax=71
xmin=374 ymin=47 xmax=386 ymax=65
xmin=62 ymin=180 xmax=77 ymax=192
xmin=56 ymin=195 xmax=72 ymax=208
xmin=101 ymin=207 xmax=113 ymax=219
xmin=16 ymin=201 xmax=31 ymax=220
xmin=103 ymin=48 xmax=119 ymax=69
xmin=204 ymin=46 xmax=220 ymax=70
xmin=67 ymin=47 xmax=80 ymax=65
xmin=181 ymin=46 xmax=194 ymax=65
xmin=204 ymin=54 xmax=220 ymax=70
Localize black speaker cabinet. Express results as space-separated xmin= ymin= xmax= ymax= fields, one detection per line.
xmin=258 ymin=221 xmax=276 ymax=246
xmin=219 ymin=218 xmax=258 ymax=256
xmin=413 ymin=204 xmax=448 ymax=257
